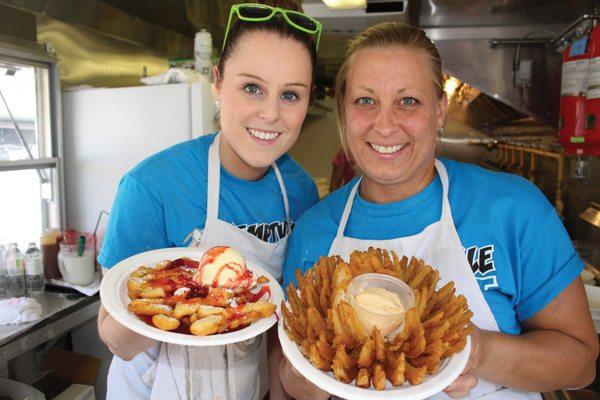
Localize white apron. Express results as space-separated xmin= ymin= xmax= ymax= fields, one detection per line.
xmin=328 ymin=160 xmax=541 ymax=400
xmin=148 ymin=133 xmax=291 ymax=400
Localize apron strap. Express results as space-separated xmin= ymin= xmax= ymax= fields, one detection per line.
xmin=435 ymin=159 xmax=452 ymax=221
xmin=206 ymin=133 xmax=221 ymax=221
xmin=226 ymin=345 xmax=237 ymax=400
xmin=272 ymin=163 xmax=292 ymax=234
xmin=411 ymin=160 xmax=449 ymax=259
xmin=335 ymin=177 xmax=362 ymax=237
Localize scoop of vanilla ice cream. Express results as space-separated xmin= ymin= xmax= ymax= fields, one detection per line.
xmin=196 ymin=246 xmax=248 ymax=288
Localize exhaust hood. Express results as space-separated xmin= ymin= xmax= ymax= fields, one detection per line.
xmin=303 ymin=0 xmax=408 ymax=33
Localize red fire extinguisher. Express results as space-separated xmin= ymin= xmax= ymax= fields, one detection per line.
xmin=558 ymin=34 xmax=590 ymax=154
xmin=584 ymin=23 xmax=600 ymax=156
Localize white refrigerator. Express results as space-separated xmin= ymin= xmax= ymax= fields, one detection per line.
xmin=62 ymin=81 xmax=214 ymax=235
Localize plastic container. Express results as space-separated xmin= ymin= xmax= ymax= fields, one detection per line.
xmin=347 ymin=273 xmax=414 ymax=337
xmin=25 ymin=242 xmax=45 ymax=294
xmin=57 ymin=242 xmax=95 ymax=286
xmin=41 ymin=229 xmax=61 ymax=279
xmin=6 ymin=242 xmax=25 ymax=297
xmin=194 ymin=29 xmax=212 ymax=57
xmin=194 ymin=29 xmax=213 ymax=81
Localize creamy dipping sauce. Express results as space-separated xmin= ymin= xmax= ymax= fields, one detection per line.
xmin=355 ymin=287 xmax=405 ymax=315
xmin=351 ymin=286 xmax=406 ymax=337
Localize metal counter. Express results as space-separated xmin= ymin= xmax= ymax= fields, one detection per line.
xmin=0 ymin=293 xmax=100 ymax=378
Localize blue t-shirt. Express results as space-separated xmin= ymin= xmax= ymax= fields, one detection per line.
xmin=101 ymin=133 xmax=318 ymax=400
xmin=283 ymin=158 xmax=583 ymax=335
xmin=99 ymin=133 xmax=319 ymax=269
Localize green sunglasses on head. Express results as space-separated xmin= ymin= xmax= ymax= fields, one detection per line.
xmin=222 ymin=3 xmax=323 ymax=52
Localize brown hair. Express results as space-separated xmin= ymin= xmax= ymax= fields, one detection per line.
xmin=217 ymin=0 xmax=317 ymax=79
xmin=334 ymin=22 xmax=444 ymax=151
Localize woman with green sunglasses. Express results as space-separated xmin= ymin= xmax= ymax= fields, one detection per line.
xmin=97 ymin=1 xmax=322 ymax=400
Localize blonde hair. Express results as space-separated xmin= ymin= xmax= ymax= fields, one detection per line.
xmin=334 ymin=22 xmax=444 ymax=152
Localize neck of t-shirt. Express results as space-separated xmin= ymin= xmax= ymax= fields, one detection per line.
xmin=359 ymin=167 xmax=436 ymax=204
xmin=218 ymin=134 xmax=270 ymax=181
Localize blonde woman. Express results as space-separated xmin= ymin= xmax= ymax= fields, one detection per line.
xmin=281 ymin=22 xmax=598 ymax=399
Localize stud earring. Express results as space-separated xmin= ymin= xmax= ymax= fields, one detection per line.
xmin=437 ymin=127 xmax=444 ymax=136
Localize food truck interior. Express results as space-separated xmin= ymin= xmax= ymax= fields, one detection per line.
xmin=0 ymin=0 xmax=599 ymax=399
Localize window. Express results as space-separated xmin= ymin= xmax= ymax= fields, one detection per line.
xmin=0 ymin=41 xmax=62 ymax=250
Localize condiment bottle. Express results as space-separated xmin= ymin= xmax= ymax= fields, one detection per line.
xmin=6 ymin=243 xmax=25 ymax=297
xmin=40 ymin=229 xmax=61 ymax=279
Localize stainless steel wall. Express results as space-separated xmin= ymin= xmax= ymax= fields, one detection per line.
xmin=37 ymin=16 xmax=173 ymax=88
xmin=0 ymin=0 xmax=194 ymax=88
xmin=0 ymin=4 xmax=36 ymax=43
xmin=435 ymin=35 xmax=562 ymax=128
xmin=420 ymin=0 xmax=595 ymax=128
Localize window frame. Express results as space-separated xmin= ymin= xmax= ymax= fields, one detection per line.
xmin=0 ymin=36 xmax=65 ymax=232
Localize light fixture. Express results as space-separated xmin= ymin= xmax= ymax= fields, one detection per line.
xmin=443 ymin=76 xmax=461 ymax=101
xmin=322 ymin=0 xmax=366 ymax=10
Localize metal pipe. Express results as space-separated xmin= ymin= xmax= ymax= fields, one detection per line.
xmin=495 ymin=144 xmax=565 ymax=217
xmin=498 ymin=144 xmax=562 ymax=160
xmin=520 ymin=147 xmax=563 ymax=160
xmin=489 ymin=38 xmax=550 ymax=47
xmin=490 ymin=14 xmax=600 ymax=48
xmin=493 ymin=146 xmax=502 ymax=166
xmin=550 ymin=14 xmax=600 ymax=45
xmin=529 ymin=154 xmax=536 ymax=184
xmin=518 ymin=149 xmax=525 ymax=175
xmin=556 ymin=156 xmax=565 ymax=218
xmin=510 ymin=146 xmax=516 ymax=171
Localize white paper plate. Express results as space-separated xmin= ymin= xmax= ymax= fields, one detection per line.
xmin=100 ymin=247 xmax=283 ymax=346
xmin=279 ymin=318 xmax=470 ymax=400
